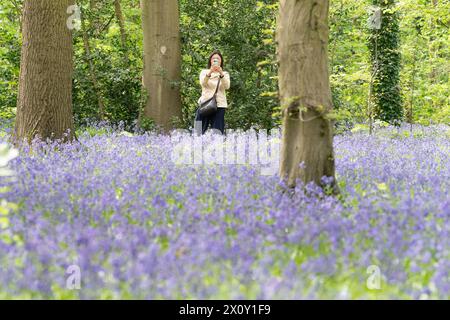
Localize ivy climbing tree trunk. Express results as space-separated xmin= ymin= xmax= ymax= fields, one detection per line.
xmin=14 ymin=0 xmax=75 ymax=145
xmin=277 ymin=0 xmax=339 ymax=195
xmin=368 ymin=0 xmax=403 ymax=125
xmin=140 ymin=0 xmax=182 ymax=131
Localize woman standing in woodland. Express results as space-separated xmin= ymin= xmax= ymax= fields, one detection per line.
xmin=195 ymin=49 xmax=231 ymax=135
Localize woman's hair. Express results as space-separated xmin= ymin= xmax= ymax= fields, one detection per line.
xmin=207 ymin=49 xmax=224 ymax=69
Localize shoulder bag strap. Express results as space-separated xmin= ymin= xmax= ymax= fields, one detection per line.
xmin=213 ymin=76 xmax=221 ymax=96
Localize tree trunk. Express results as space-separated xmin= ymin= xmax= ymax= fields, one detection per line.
xmin=369 ymin=0 xmax=402 ymax=125
xmin=14 ymin=0 xmax=75 ymax=145
xmin=429 ymin=0 xmax=438 ymax=83
xmin=277 ymin=0 xmax=339 ymax=195
xmin=140 ymin=0 xmax=182 ymax=132
xmin=88 ymin=0 xmax=99 ymax=34
xmin=80 ymin=7 xmax=106 ymax=120
xmin=114 ymin=0 xmax=128 ymax=64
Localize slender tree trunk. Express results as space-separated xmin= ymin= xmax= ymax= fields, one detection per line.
xmin=429 ymin=0 xmax=438 ymax=83
xmin=80 ymin=7 xmax=105 ymax=119
xmin=429 ymin=0 xmax=443 ymax=114
xmin=409 ymin=45 xmax=417 ymax=131
xmin=89 ymin=0 xmax=98 ymax=32
xmin=114 ymin=0 xmax=128 ymax=64
xmin=140 ymin=0 xmax=182 ymax=131
xmin=14 ymin=0 xmax=75 ymax=145
xmin=277 ymin=0 xmax=339 ymax=195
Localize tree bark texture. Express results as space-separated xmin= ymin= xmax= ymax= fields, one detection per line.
xmin=277 ymin=0 xmax=339 ymax=194
xmin=14 ymin=0 xmax=75 ymax=145
xmin=140 ymin=0 xmax=182 ymax=132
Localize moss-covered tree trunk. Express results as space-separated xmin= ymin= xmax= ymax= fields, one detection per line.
xmin=277 ymin=0 xmax=339 ymax=195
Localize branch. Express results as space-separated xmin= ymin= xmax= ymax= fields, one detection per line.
xmin=98 ymin=13 xmax=116 ymax=35
xmin=437 ymin=19 xmax=449 ymax=29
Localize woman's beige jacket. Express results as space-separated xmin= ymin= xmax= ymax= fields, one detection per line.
xmin=198 ymin=69 xmax=230 ymax=108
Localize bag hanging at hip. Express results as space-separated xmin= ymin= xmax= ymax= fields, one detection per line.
xmin=198 ymin=76 xmax=221 ymax=117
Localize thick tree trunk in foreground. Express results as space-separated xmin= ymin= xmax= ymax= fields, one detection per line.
xmin=14 ymin=0 xmax=75 ymax=145
xmin=140 ymin=0 xmax=182 ymax=132
xmin=277 ymin=0 xmax=339 ymax=194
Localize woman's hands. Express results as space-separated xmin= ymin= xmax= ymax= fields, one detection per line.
xmin=208 ymin=65 xmax=224 ymax=77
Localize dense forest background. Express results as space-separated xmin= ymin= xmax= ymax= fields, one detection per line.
xmin=1 ymin=0 xmax=449 ymax=132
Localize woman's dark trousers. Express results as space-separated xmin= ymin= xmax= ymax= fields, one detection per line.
xmin=195 ymin=107 xmax=225 ymax=135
